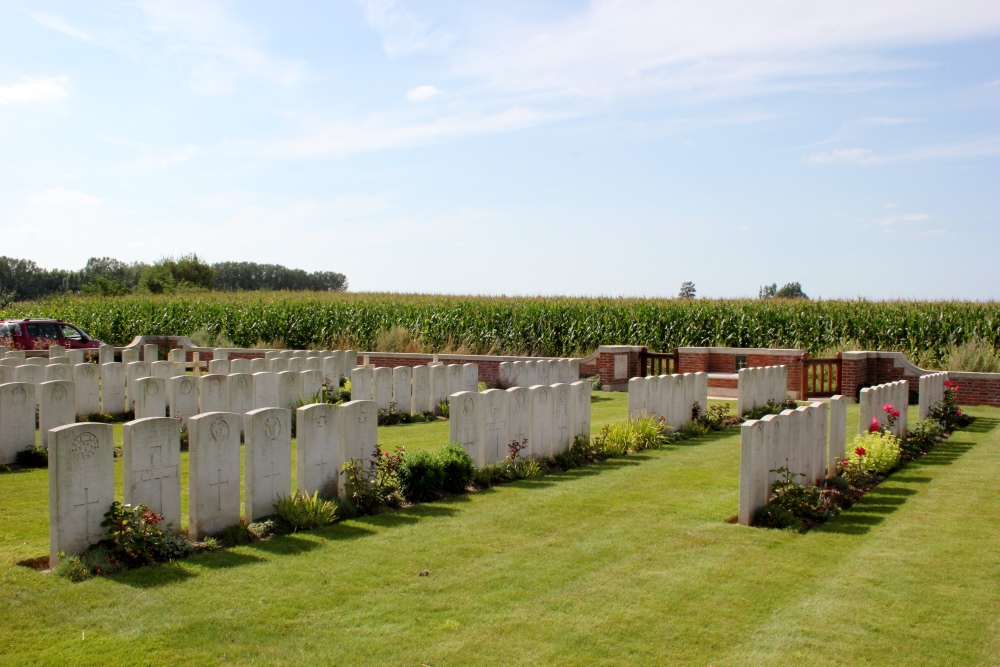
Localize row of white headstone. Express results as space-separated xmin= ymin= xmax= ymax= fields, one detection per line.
xmin=497 ymin=359 xmax=581 ymax=388
xmin=736 ymin=365 xmax=788 ymax=415
xmin=449 ymin=382 xmax=592 ymax=467
xmin=738 ymin=395 xmax=848 ymax=525
xmin=918 ymin=372 xmax=949 ymax=421
xmin=858 ymin=380 xmax=909 ymax=437
xmin=48 ymin=400 xmax=378 ymax=567
xmin=351 ymin=364 xmax=477 ymax=415
xmin=626 ymin=372 xmax=709 ymax=429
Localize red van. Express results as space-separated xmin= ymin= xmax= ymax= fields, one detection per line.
xmin=0 ymin=319 xmax=103 ymax=351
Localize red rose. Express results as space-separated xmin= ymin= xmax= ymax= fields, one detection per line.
xmin=855 ymin=447 xmax=867 ymax=457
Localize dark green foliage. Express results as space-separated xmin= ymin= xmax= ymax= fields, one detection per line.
xmin=274 ymin=492 xmax=338 ymax=532
xmin=438 ymin=400 xmax=450 ymax=418
xmin=752 ymin=505 xmax=802 ymax=531
xmin=554 ymin=435 xmax=600 ymax=470
xmin=766 ymin=467 xmax=830 ymax=524
xmin=212 ymin=261 xmax=347 ymax=292
xmin=774 ymin=282 xmax=808 ymax=299
xmin=742 ymin=399 xmax=798 ymax=421
xmin=220 ymin=522 xmax=252 ymax=546
xmin=437 ymin=444 xmax=476 ymax=494
xmin=99 ymin=502 xmax=192 ymax=568
xmin=54 ymin=545 xmax=124 ymax=581
xmin=340 ymin=459 xmax=385 ymax=516
xmin=930 ymin=385 xmax=974 ymax=431
xmin=247 ymin=519 xmax=278 ymax=539
xmin=678 ymin=281 xmax=696 ymax=299
xmin=697 ymin=403 xmax=744 ymax=430
xmin=904 ymin=417 xmax=945 ymax=457
xmin=397 ymin=450 xmax=445 ymax=502
xmin=15 ymin=446 xmax=48 ymax=468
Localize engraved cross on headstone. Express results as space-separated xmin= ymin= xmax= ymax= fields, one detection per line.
xmin=137 ymin=445 xmax=178 ymax=507
xmin=209 ymin=467 xmax=228 ymax=511
xmin=262 ymin=459 xmax=281 ymax=499
xmin=73 ymin=487 xmax=100 ymax=542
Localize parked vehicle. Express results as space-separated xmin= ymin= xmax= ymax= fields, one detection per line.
xmin=0 ymin=319 xmax=103 ymax=351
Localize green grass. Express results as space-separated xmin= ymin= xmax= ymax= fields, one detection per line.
xmin=0 ymin=398 xmax=997 ymax=665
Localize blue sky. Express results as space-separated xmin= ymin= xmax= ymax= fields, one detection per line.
xmin=1 ymin=1 xmax=998 ymax=299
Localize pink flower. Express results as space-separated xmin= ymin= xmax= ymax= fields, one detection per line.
xmin=889 ymin=407 xmax=901 ymax=419
xmin=954 ymin=386 xmax=961 ymax=392
xmin=944 ymin=379 xmax=954 ymax=388
xmin=957 ymin=409 xmax=963 ymax=416
xmin=855 ymin=447 xmax=867 ymax=457
xmin=869 ymin=417 xmax=881 ymax=433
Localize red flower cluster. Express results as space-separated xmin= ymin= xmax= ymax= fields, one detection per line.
xmin=882 ymin=404 xmax=901 ymax=418
xmin=855 ymin=447 xmax=867 ymax=457
xmin=944 ymin=379 xmax=954 ymax=388
xmin=869 ymin=417 xmax=881 ymax=433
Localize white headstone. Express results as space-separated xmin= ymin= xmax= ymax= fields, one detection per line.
xmin=208 ymin=359 xmax=230 ymax=375
xmin=228 ymin=373 xmax=254 ymax=417
xmin=300 ymin=370 xmax=323 ymax=404
xmin=250 ymin=358 xmax=267 ymax=374
xmin=49 ymin=356 xmax=71 ymax=366
xmin=305 ymin=357 xmax=321 ymax=372
xmin=324 ymin=354 xmax=343 ymax=386
xmin=628 ymin=376 xmax=647 ymax=419
xmin=67 ymin=349 xmax=86 ymax=366
xmin=481 ymin=389 xmax=509 ymax=464
xmin=244 ymin=407 xmax=292 ymax=522
xmin=200 ymin=374 xmax=229 ymax=413
xmin=26 ymin=357 xmax=48 ymax=367
xmin=537 ymin=360 xmax=552 ymax=386
xmin=264 ymin=351 xmax=280 ymax=361
xmin=126 ymin=361 xmax=150 ymax=410
xmin=571 ymin=381 xmax=591 ymax=443
xmin=73 ymin=363 xmax=100 ymax=418
xmin=168 ymin=348 xmax=185 ymax=364
xmin=552 ymin=383 xmax=573 ymax=455
xmin=339 ymin=400 xmax=378 ymax=475
xmin=373 ymin=367 xmax=393 ymax=411
xmin=412 ymin=365 xmax=431 ymax=414
xmin=253 ymin=371 xmax=279 ymax=409
xmin=101 ymin=362 xmax=127 ymax=417
xmin=0 ymin=382 xmax=36 ymax=463
xmin=188 ymin=412 xmax=242 ymax=538
xmin=277 ymin=371 xmax=301 ymax=410
xmin=123 ymin=417 xmax=181 ymax=531
xmin=392 ymin=366 xmax=413 ymax=414
xmin=499 ymin=362 xmax=514 ymax=385
xmin=48 ymin=344 xmax=65 ymax=358
xmin=345 ymin=350 xmax=358 ymax=372
xmin=14 ymin=364 xmax=44 ymax=410
xmin=511 ymin=361 xmax=525 ymax=387
xmin=430 ymin=364 xmax=448 ymax=414
xmin=506 ymin=386 xmax=532 ymax=455
xmin=287 ymin=357 xmax=304 ymax=373
xmin=134 ymin=377 xmax=167 ymax=419
xmin=449 ymin=391 xmax=484 ymax=466
xmin=523 ymin=361 xmax=539 ymax=388
xmin=44 ymin=363 xmax=72 ymax=382
xmin=230 ymin=358 xmax=251 ymax=374
xmin=143 ymin=344 xmax=158 ymax=363
xmin=738 ymin=419 xmax=767 ymax=525
xmin=530 ymin=385 xmax=554 ymax=460
xmin=48 ymin=423 xmax=115 ymax=566
xmin=351 ymin=367 xmax=373 ymax=402
xmin=463 ymin=363 xmax=478 ymax=393
xmin=168 ymin=375 xmax=199 ymax=427
xmin=446 ymin=364 xmax=464 ymax=397
xmin=269 ymin=358 xmax=289 ymax=374
xmin=121 ymin=348 xmax=139 ymax=365
xmin=296 ymin=403 xmax=341 ymax=498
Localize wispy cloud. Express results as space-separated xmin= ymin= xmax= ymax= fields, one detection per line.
xmin=0 ymin=76 xmax=69 ymax=107
xmin=407 ymin=85 xmax=440 ymax=101
xmin=364 ymin=0 xmax=452 ymax=56
xmin=808 ymin=137 xmax=1000 ymax=165
xmin=874 ymin=212 xmax=931 ymax=226
xmin=29 ymin=10 xmax=100 ymax=44
xmin=125 ymin=145 xmax=200 ymax=169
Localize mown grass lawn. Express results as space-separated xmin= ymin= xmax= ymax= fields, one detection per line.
xmin=0 ymin=396 xmax=997 ymax=666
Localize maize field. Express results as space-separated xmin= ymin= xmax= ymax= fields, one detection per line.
xmin=2 ymin=292 xmax=997 ymax=360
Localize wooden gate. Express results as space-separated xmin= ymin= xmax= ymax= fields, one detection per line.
xmin=639 ymin=350 xmax=678 ymax=377
xmin=801 ymin=355 xmax=843 ymax=398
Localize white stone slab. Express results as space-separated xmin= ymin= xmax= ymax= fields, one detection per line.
xmin=552 ymin=383 xmax=573 ymax=455
xmin=446 ymin=364 xmax=464 ymax=397
xmin=208 ymin=359 xmax=230 ymax=375
xmin=339 ymin=400 xmax=378 ymax=476
xmin=571 ymin=381 xmax=591 ymax=443
xmin=499 ymin=362 xmax=514 ymax=385
xmin=49 ymin=344 xmax=65 ymax=358
xmin=121 ymin=348 xmax=139 ymax=365
xmin=345 ymin=350 xmax=358 ymax=372
xmin=506 ymin=387 xmax=532 ymax=454
xmin=0 ymin=383 xmax=36 ymax=463
xmin=523 ymin=361 xmax=538 ymax=388
xmin=250 ymin=358 xmax=267 ymax=374
xmin=101 ymin=362 xmax=127 ymax=417
xmin=200 ymin=374 xmax=229 ymax=413
xmin=73 ymin=363 xmax=100 ymax=418
xmin=463 ymin=363 xmax=478 ymax=393
xmin=287 ymin=357 xmax=304 ymax=373
xmin=537 ymin=360 xmax=552 ymax=386
xmin=511 ymin=361 xmax=525 ymax=387
xmin=168 ymin=375 xmax=199 ymax=427
xmin=481 ymin=389 xmax=509 ymax=464
xmin=351 ymin=367 xmax=373 ymax=402
xmin=143 ymin=344 xmax=158 ymax=363
xmin=277 ymin=371 xmax=301 ymax=410
xmin=449 ymin=391 xmax=484 ymax=466
xmin=25 ymin=357 xmax=48 ymax=367
xmin=373 ymin=367 xmax=393 ymax=411
xmin=269 ymin=358 xmax=288 ymax=374
xmin=297 ymin=403 xmax=341 ymax=497
xmin=645 ymin=376 xmax=662 ymax=419
xmin=244 ymin=407 xmax=292 ymax=522
xmin=123 ymin=417 xmax=180 ymax=531
xmin=44 ymin=363 xmax=72 ymax=382
xmin=529 ymin=385 xmax=555 ymax=460
xmin=300 ymin=370 xmax=323 ymax=404
xmin=393 ymin=366 xmax=412 ymax=414
xmin=412 ymin=365 xmax=431 ymax=415
xmin=168 ymin=348 xmax=185 ymax=364
xmin=430 ymin=364 xmax=448 ymax=414
xmin=134 ymin=377 xmax=167 ymax=419
xmin=253 ymin=372 xmax=279 ymax=409
xmin=188 ymin=412 xmax=242 ymax=538
xmin=305 ymin=357 xmax=321 ymax=372
xmin=126 ymin=361 xmax=150 ymax=411
xmin=324 ymin=354 xmax=344 ymax=385
xmin=628 ymin=376 xmax=647 ymax=420
xmin=48 ymin=423 xmax=115 ymax=566
xmin=230 ymin=358 xmax=251 ymax=374
xmin=228 ymin=373 xmax=254 ymax=417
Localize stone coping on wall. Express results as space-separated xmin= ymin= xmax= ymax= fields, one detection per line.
xmin=678 ymin=346 xmax=807 ymax=355
xmin=842 ymin=350 xmax=931 ymax=377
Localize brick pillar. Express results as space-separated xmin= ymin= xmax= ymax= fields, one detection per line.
xmin=593 ymin=345 xmax=646 ymax=391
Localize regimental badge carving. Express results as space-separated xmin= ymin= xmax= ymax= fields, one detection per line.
xmin=52 ymin=385 xmax=68 ymax=402
xmin=237 ymin=376 xmax=248 ymax=389
xmin=316 ymin=414 xmax=327 ymax=428
xmin=264 ymin=416 xmax=281 ymax=440
xmin=462 ymin=396 xmax=474 ymax=414
xmin=210 ymin=416 xmax=230 ymax=443
xmin=209 ymin=378 xmax=221 ymax=392
xmin=515 ymin=392 xmax=526 ymax=409
xmin=357 ymin=409 xmax=367 ymax=424
xmin=82 ymin=366 xmax=94 ymax=378
xmin=180 ymin=379 xmax=193 ymax=394
xmin=72 ymin=432 xmax=100 ymax=460
xmin=11 ymin=386 xmax=27 ymax=405
xmin=146 ymin=382 xmax=160 ymax=397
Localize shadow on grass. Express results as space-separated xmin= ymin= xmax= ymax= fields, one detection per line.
xmin=962 ymin=417 xmax=998 ymax=434
xmin=187 ymin=549 xmax=265 ymax=570
xmin=590 ymin=395 xmax=615 ymax=404
xmin=246 ymin=533 xmax=322 ymax=556
xmin=907 ymin=439 xmax=975 ymax=467
xmin=0 ymin=465 xmax=43 ymax=476
xmin=108 ymin=561 xmax=197 ymax=588
xmin=821 ymin=512 xmax=886 ymax=535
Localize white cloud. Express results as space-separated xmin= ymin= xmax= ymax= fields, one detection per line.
xmin=0 ymin=76 xmax=69 ymax=107
xmin=28 ymin=11 xmax=100 ymax=44
xmin=808 ymin=138 xmax=1000 ymax=165
xmin=364 ymin=0 xmax=452 ymax=56
xmin=29 ymin=188 xmax=103 ymax=207
xmin=808 ymin=148 xmax=877 ymax=165
xmin=407 ymin=84 xmax=440 ymax=101
xmin=125 ymin=145 xmax=200 ymax=169
xmin=874 ymin=212 xmax=931 ymax=226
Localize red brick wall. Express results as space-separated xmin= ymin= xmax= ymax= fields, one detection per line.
xmin=953 ymin=376 xmax=1000 ymax=408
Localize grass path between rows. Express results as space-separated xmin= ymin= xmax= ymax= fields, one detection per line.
xmin=0 ymin=397 xmax=997 ymax=665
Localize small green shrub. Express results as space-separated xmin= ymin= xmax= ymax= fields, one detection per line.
xmin=742 ymin=399 xmax=797 ymax=422
xmin=15 ymin=446 xmax=48 ymax=467
xmin=438 ymin=400 xmax=450 ymax=418
xmin=930 ymin=381 xmax=974 ymax=431
xmin=593 ymin=416 xmax=667 ymax=456
xmin=274 ymin=491 xmax=338 ymax=532
xmin=904 ymin=417 xmax=945 ymax=456
xmin=200 ymin=536 xmax=221 ymax=551
xmin=438 ymin=444 xmax=476 ymax=494
xmin=767 ymin=467 xmax=831 ymax=523
xmin=100 ymin=502 xmax=192 ymax=568
xmin=341 ymin=459 xmax=384 ymax=516
xmin=752 ymin=505 xmax=802 ymax=531
xmin=398 ymin=449 xmax=445 ymax=502
xmin=247 ymin=519 xmax=277 ymax=540
xmin=54 ymin=554 xmax=91 ymax=582
xmin=83 ymin=412 xmax=117 ymax=423
xmin=554 ymin=435 xmax=599 ymax=470
xmin=53 ymin=546 xmax=124 ymax=581
xmin=841 ymin=430 xmax=902 ymax=485
xmin=220 ymin=521 xmax=252 ymax=546
xmin=945 ymin=336 xmax=1000 ymax=373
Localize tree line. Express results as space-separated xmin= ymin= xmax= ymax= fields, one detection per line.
xmin=0 ymin=255 xmax=348 ymax=304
